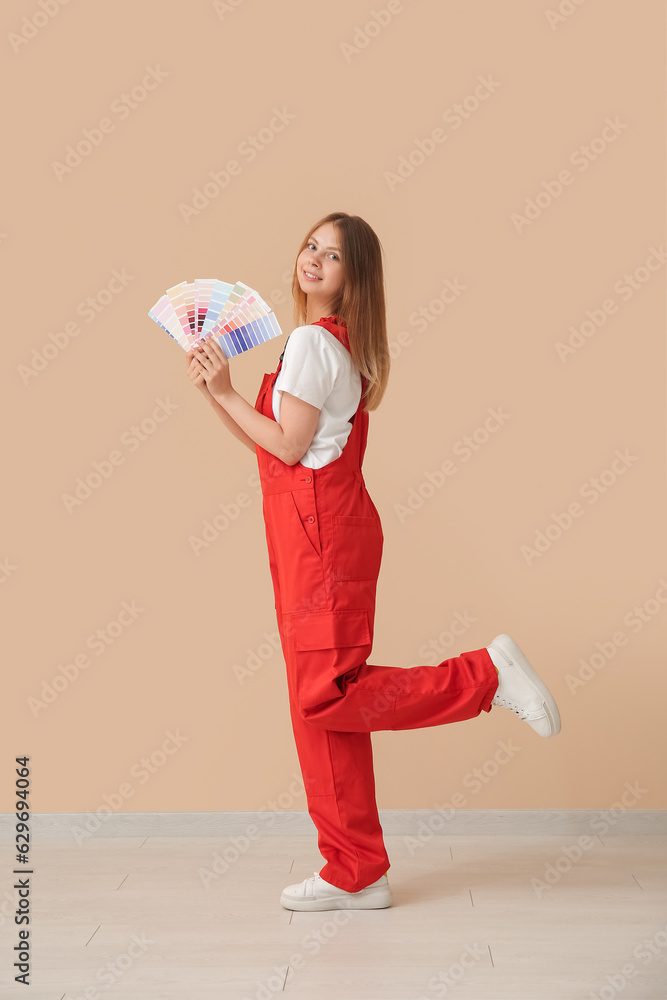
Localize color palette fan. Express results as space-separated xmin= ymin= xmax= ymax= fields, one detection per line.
xmin=148 ymin=279 xmax=284 ymax=358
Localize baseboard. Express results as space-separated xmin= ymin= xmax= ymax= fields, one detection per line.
xmin=0 ymin=809 xmax=665 ymax=840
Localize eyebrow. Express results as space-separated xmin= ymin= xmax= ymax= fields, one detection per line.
xmin=308 ymin=237 xmax=341 ymax=252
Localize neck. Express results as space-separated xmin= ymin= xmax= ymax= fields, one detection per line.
xmin=306 ymin=299 xmax=336 ymax=325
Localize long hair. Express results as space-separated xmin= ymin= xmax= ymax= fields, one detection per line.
xmin=291 ymin=212 xmax=390 ymax=412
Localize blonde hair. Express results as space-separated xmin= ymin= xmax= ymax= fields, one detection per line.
xmin=291 ymin=212 xmax=390 ymax=412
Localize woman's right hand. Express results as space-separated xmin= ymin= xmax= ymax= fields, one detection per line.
xmin=186 ymin=349 xmax=213 ymax=398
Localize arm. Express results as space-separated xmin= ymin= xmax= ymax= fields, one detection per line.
xmin=186 ymin=346 xmax=320 ymax=464
xmin=214 ymin=387 xmax=320 ymax=466
xmin=186 ymin=350 xmax=256 ymax=454
xmin=203 ymin=391 xmax=257 ymax=454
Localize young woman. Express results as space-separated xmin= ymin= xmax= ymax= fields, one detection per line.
xmin=186 ymin=212 xmax=561 ymax=913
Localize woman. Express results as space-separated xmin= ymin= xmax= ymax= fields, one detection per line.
xmin=186 ymin=212 xmax=561 ymax=912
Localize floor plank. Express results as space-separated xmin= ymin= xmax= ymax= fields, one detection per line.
xmin=0 ymin=834 xmax=665 ymax=999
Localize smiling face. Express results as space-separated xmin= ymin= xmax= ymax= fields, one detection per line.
xmin=296 ymin=222 xmax=345 ymax=322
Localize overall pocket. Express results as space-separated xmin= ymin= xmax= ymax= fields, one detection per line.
xmin=331 ymin=514 xmax=383 ymax=582
xmin=290 ymin=490 xmax=322 ymax=558
xmin=285 ymin=607 xmax=373 ymax=713
xmin=267 ymin=492 xmax=327 ymax=615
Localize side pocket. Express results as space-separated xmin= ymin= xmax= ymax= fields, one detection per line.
xmin=285 ymin=608 xmax=373 ymax=713
xmin=290 ymin=491 xmax=322 ymax=558
xmin=331 ymin=514 xmax=383 ymax=581
xmin=267 ymin=493 xmax=327 ymax=614
xmin=290 ymin=608 xmax=371 ymax=651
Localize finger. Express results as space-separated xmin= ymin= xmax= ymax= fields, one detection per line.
xmin=203 ymin=335 xmax=226 ymax=361
xmin=197 ymin=343 xmax=218 ymax=369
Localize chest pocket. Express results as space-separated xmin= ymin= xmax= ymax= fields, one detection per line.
xmin=331 ymin=514 xmax=383 ymax=582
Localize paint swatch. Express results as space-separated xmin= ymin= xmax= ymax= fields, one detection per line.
xmin=148 ymin=279 xmax=284 ymax=357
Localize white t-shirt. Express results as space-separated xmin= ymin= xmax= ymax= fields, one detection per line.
xmin=272 ymin=324 xmax=362 ymax=469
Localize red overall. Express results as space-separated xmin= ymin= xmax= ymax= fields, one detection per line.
xmin=254 ymin=316 xmax=499 ymax=892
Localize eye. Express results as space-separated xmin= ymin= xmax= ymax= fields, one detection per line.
xmin=306 ymin=242 xmax=339 ymax=261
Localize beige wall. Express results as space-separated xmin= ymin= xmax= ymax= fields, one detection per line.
xmin=2 ymin=0 xmax=665 ymax=815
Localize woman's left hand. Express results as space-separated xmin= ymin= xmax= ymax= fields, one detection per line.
xmin=191 ymin=334 xmax=232 ymax=399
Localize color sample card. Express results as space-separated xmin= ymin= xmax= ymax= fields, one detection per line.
xmin=148 ymin=279 xmax=284 ymax=357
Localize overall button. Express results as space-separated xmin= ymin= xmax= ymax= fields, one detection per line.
xmin=303 ymin=475 xmax=312 ymax=483
xmin=307 ymin=515 xmax=315 ymax=523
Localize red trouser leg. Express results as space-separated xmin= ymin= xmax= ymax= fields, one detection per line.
xmin=291 ymin=646 xmax=498 ymax=733
xmin=264 ymin=504 xmax=499 ymax=893
xmin=277 ymin=611 xmax=390 ymax=893
xmin=286 ymin=674 xmax=391 ymax=894
xmin=264 ymin=528 xmax=388 ymax=890
xmin=275 ymin=606 xmax=499 ymax=893
xmin=280 ymin=591 xmax=499 ymax=733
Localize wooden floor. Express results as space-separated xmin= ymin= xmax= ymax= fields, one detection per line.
xmin=1 ymin=833 xmax=665 ymax=999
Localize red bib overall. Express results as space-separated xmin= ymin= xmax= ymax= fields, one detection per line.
xmin=254 ymin=316 xmax=498 ymax=892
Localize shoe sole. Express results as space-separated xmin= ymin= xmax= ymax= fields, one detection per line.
xmin=492 ymin=633 xmax=561 ymax=736
xmin=280 ymin=887 xmax=393 ymax=911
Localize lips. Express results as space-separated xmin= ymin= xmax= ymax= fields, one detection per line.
xmin=303 ymin=269 xmax=322 ymax=281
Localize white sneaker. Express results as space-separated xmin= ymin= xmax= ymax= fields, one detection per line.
xmin=487 ymin=634 xmax=561 ymax=737
xmin=280 ymin=871 xmax=392 ymax=911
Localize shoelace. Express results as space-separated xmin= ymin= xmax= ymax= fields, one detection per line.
xmin=304 ymin=871 xmax=322 ymax=892
xmin=302 ymin=871 xmax=387 ymax=895
xmin=492 ymin=693 xmax=532 ymax=720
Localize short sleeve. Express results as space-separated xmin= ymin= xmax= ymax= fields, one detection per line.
xmin=274 ymin=326 xmax=341 ymax=409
